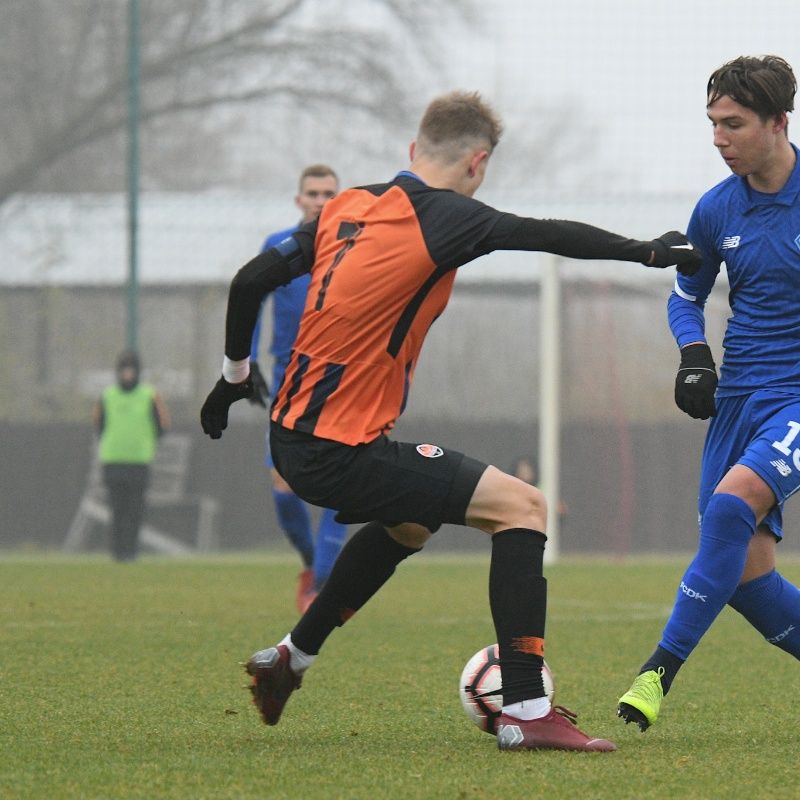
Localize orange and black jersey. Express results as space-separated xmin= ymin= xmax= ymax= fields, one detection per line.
xmin=224 ymin=172 xmax=655 ymax=445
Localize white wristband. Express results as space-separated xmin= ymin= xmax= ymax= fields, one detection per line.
xmin=222 ymin=356 xmax=250 ymax=384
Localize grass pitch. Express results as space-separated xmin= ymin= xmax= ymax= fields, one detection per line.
xmin=1 ymin=553 xmax=798 ymax=799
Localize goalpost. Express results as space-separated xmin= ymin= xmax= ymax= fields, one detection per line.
xmin=538 ymin=254 xmax=561 ymax=564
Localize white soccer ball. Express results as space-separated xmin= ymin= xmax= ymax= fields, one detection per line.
xmin=459 ymin=643 xmax=555 ymax=734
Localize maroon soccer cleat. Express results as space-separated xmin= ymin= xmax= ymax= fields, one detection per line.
xmin=496 ymin=706 xmax=617 ymax=752
xmin=245 ymin=645 xmax=302 ymax=725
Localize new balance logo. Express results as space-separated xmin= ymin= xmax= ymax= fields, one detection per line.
xmin=770 ymin=459 xmax=792 ymax=477
xmin=680 ymin=581 xmax=707 ymax=602
xmin=721 ymin=235 xmax=740 ymax=249
xmin=795 ymin=234 xmax=800 ymax=252
xmin=767 ymin=624 xmax=795 ymax=644
xmin=683 ymin=374 xmax=703 ymax=384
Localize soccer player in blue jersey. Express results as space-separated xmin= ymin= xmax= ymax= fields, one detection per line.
xmin=618 ymin=55 xmax=800 ymax=732
xmin=248 ymin=164 xmax=348 ymax=613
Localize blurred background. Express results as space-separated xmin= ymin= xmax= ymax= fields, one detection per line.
xmin=2 ymin=0 xmax=799 ymax=556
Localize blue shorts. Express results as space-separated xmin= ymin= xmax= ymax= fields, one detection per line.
xmin=699 ymin=390 xmax=800 ymax=539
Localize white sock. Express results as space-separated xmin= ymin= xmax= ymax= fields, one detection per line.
xmin=280 ymin=633 xmax=316 ymax=674
xmin=502 ymin=697 xmax=551 ymax=720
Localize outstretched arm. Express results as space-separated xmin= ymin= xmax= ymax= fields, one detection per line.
xmin=485 ymin=215 xmax=702 ymax=274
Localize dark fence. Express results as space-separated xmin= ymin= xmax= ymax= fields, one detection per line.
xmin=5 ymin=278 xmax=793 ymax=556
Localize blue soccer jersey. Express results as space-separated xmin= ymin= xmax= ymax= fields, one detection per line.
xmin=249 ymin=223 xmax=312 ymax=387
xmin=668 ymin=143 xmax=800 ymax=397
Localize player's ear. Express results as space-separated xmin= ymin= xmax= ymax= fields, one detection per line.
xmin=409 ymin=141 xmax=417 ymax=161
xmin=293 ymin=193 xmax=303 ymax=210
xmin=774 ymin=111 xmax=789 ymax=135
xmin=468 ymin=149 xmax=489 ymax=178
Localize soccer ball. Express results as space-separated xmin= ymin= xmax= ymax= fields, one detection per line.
xmin=459 ymin=643 xmax=555 ymax=734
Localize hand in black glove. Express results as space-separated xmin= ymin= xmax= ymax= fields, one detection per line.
xmin=674 ymin=343 xmax=717 ymax=419
xmin=200 ymin=375 xmax=254 ymax=439
xmin=647 ymin=231 xmax=703 ymax=276
xmin=247 ymin=360 xmax=270 ymax=408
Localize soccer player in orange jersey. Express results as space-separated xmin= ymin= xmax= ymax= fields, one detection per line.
xmin=202 ymin=90 xmax=701 ymax=752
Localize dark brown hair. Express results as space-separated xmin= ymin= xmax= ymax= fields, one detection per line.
xmin=707 ymin=55 xmax=796 ymax=121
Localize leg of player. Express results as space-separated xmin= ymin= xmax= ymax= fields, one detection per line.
xmin=297 ymin=509 xmax=348 ymax=614
xmin=466 ymin=466 xmax=616 ymax=752
xmin=246 ymin=519 xmax=426 ymax=725
xmin=618 ymin=465 xmax=776 ymax=731
xmin=312 ymin=509 xmax=348 ymax=591
xmin=270 ymin=468 xmax=314 ymax=611
xmin=729 ymin=526 xmax=800 ymax=659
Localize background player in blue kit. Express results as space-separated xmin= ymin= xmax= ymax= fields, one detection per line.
xmin=618 ymin=55 xmax=800 ymax=732
xmin=248 ymin=164 xmax=347 ymax=613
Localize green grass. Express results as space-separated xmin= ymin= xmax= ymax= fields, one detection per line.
xmin=1 ymin=553 xmax=798 ymax=800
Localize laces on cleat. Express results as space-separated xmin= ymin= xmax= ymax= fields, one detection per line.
xmin=553 ymin=705 xmax=578 ymax=724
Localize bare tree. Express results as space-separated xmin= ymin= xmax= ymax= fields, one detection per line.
xmin=0 ymin=0 xmax=476 ymax=204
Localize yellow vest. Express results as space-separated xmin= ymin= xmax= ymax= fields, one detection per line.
xmin=99 ymin=384 xmax=158 ymax=464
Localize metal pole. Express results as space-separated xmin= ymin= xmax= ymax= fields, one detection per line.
xmin=538 ymin=254 xmax=561 ymax=564
xmin=126 ymin=0 xmax=141 ymax=351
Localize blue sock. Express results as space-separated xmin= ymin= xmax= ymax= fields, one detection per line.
xmin=729 ymin=569 xmax=800 ymax=659
xmin=272 ymin=489 xmax=313 ymax=567
xmin=312 ymin=508 xmax=348 ymax=590
xmin=660 ymin=493 xmax=755 ymax=660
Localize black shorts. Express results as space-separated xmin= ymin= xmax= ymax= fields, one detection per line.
xmin=269 ymin=422 xmax=488 ymax=532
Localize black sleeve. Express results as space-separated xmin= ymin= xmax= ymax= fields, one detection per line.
xmin=483 ymin=213 xmax=653 ymax=263
xmin=224 ymin=223 xmax=316 ymax=360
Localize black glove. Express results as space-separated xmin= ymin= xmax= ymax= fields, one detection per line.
xmin=674 ymin=343 xmax=717 ymax=419
xmin=247 ymin=360 xmax=270 ymax=408
xmin=647 ymin=231 xmax=703 ymax=276
xmin=200 ymin=375 xmax=254 ymax=439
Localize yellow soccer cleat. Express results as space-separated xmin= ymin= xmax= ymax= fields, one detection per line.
xmin=617 ymin=667 xmax=665 ymax=732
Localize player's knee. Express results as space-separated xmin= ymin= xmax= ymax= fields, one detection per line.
xmin=465 ymin=466 xmax=547 ymax=534
xmin=701 ymin=493 xmax=756 ymax=546
xmin=271 ymin=468 xmax=292 ymax=493
xmin=490 ymin=481 xmax=547 ymax=534
xmin=388 ymin=522 xmax=431 ymax=549
xmin=514 ymin=481 xmax=547 ymax=525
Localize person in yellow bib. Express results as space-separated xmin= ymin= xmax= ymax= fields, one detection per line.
xmin=93 ymin=351 xmax=171 ymax=561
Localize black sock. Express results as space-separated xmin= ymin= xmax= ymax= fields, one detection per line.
xmin=640 ymin=645 xmax=685 ymax=694
xmin=489 ymin=528 xmax=548 ymax=705
xmin=291 ymin=521 xmax=419 ymax=655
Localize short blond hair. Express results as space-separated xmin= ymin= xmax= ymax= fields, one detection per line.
xmin=416 ymin=91 xmax=503 ymax=163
